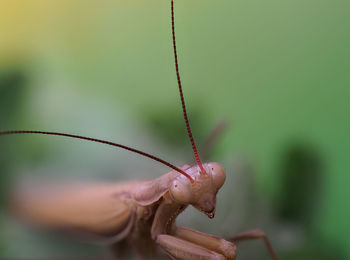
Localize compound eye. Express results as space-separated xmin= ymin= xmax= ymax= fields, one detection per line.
xmin=209 ymin=162 xmax=226 ymax=190
xmin=169 ymin=179 xmax=192 ymax=204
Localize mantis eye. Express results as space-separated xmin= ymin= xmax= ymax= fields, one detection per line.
xmin=169 ymin=179 xmax=192 ymax=204
xmin=209 ymin=162 xmax=226 ymax=190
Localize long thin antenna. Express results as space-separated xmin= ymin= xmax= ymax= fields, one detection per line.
xmin=171 ymin=0 xmax=206 ymax=175
xmin=0 ymin=130 xmax=194 ymax=183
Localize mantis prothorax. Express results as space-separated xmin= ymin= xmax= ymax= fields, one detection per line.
xmin=0 ymin=1 xmax=278 ymax=259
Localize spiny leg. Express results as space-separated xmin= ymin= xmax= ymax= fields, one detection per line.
xmin=156 ymin=226 xmax=236 ymax=260
xmin=228 ymin=229 xmax=278 ymax=260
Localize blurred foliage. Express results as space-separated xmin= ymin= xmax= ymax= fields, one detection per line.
xmin=276 ymin=144 xmax=323 ymax=226
xmin=0 ymin=67 xmax=27 ymax=126
xmin=143 ymin=105 xmax=204 ymax=148
xmin=275 ymin=145 xmax=346 ymax=259
xmin=0 ymin=66 xmax=28 ymax=204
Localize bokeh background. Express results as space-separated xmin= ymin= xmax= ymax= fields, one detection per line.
xmin=0 ymin=0 xmax=349 ymax=259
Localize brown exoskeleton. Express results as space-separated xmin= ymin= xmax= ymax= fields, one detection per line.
xmin=0 ymin=1 xmax=278 ymax=259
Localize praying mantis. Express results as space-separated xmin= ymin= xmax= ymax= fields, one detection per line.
xmin=0 ymin=1 xmax=279 ymax=259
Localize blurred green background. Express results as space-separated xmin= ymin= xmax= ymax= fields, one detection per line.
xmin=0 ymin=0 xmax=349 ymax=259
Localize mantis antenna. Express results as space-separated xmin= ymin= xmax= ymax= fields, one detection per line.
xmin=0 ymin=130 xmax=194 ymax=183
xmin=171 ymin=0 xmax=206 ymax=175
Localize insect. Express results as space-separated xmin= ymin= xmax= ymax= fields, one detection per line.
xmin=0 ymin=1 xmax=278 ymax=259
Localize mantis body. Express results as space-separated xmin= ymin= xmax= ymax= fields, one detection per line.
xmin=12 ymin=162 xmax=234 ymax=259
xmin=1 ymin=1 xmax=278 ymax=259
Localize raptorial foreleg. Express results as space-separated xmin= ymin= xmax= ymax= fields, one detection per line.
xmin=156 ymin=226 xmax=236 ymax=260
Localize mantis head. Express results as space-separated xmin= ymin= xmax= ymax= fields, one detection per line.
xmin=169 ymin=162 xmax=226 ymax=219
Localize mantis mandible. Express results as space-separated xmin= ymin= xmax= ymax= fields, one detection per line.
xmin=0 ymin=1 xmax=278 ymax=259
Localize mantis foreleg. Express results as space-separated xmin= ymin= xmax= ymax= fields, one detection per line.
xmin=156 ymin=227 xmax=236 ymax=260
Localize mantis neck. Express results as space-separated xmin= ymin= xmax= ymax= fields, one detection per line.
xmin=151 ymin=193 xmax=187 ymax=239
